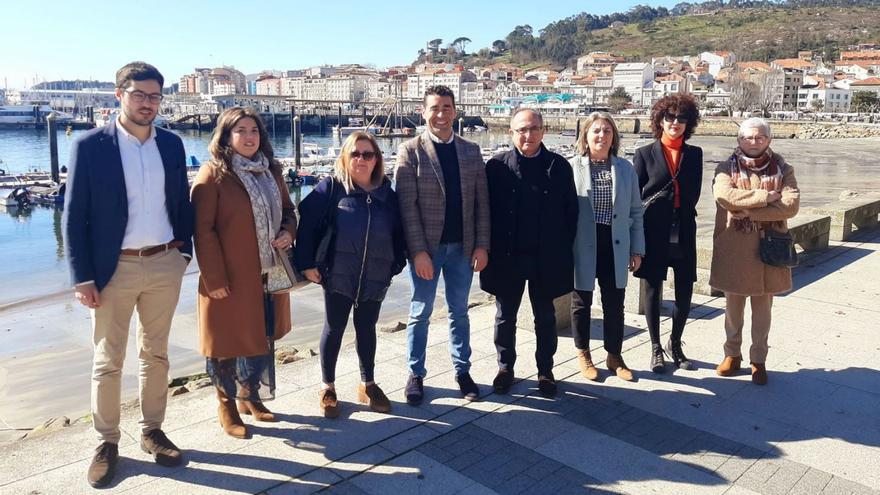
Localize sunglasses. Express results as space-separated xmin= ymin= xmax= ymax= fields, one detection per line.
xmin=664 ymin=113 xmax=688 ymax=124
xmin=350 ymin=151 xmax=377 ymax=160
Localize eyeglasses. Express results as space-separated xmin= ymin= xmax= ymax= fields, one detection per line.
xmin=663 ymin=113 xmax=688 ymax=124
xmin=125 ymin=89 xmax=163 ymax=105
xmin=512 ymin=126 xmax=543 ymax=135
xmin=350 ymin=151 xmax=377 ymax=160
xmin=740 ymin=135 xmax=769 ymax=143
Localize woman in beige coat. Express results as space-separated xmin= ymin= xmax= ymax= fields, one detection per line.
xmin=710 ymin=117 xmax=799 ymax=385
xmin=192 ymin=107 xmax=296 ymax=438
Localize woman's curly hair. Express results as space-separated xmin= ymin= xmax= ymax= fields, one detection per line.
xmin=650 ymin=94 xmax=700 ymax=141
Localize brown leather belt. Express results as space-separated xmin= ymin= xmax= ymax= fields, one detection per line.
xmin=121 ymin=240 xmax=183 ymax=257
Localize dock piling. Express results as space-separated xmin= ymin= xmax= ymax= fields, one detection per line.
xmin=47 ymin=113 xmax=60 ymax=184
xmin=293 ymin=116 xmax=302 ymax=170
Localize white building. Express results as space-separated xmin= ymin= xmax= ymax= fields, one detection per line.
xmin=798 ymin=82 xmax=851 ymax=113
xmin=404 ymin=71 xmax=476 ymax=102
xmin=612 ymin=63 xmax=653 ymax=105
xmin=699 ymin=51 xmax=736 ymax=77
xmin=850 ymin=77 xmax=880 ymax=97
xmin=4 ymin=88 xmax=117 ymax=112
xmin=255 ymin=76 xmax=281 ymax=96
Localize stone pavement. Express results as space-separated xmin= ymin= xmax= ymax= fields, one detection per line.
xmin=1 ymin=228 xmax=878 ymax=494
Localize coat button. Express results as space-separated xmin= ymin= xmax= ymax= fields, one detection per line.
xmin=613 ymin=214 xmax=617 ymax=218
xmin=615 ymin=240 xmax=620 ymax=245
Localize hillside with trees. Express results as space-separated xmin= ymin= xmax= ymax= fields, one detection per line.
xmin=415 ymin=0 xmax=880 ymax=67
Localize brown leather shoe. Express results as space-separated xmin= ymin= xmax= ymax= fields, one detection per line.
xmin=237 ymin=400 xmax=276 ymax=422
xmin=606 ymin=353 xmax=634 ymax=382
xmin=87 ymin=442 xmax=118 ymax=488
xmin=319 ymin=388 xmax=340 ymax=418
xmin=140 ymin=429 xmax=183 ymax=467
xmin=358 ymin=383 xmax=392 ymax=413
xmin=577 ymin=349 xmax=599 ymax=381
xmin=716 ymin=356 xmax=743 ymax=377
xmin=217 ymin=391 xmax=248 ymax=439
xmin=751 ymin=362 xmax=768 ymax=385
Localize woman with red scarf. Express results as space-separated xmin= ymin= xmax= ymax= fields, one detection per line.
xmin=710 ymin=117 xmax=799 ymax=385
xmin=634 ymin=94 xmax=703 ymax=374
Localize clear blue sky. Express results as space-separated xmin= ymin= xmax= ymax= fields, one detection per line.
xmin=1 ymin=0 xmax=678 ymax=88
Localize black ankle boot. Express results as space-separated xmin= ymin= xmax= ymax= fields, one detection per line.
xmin=650 ymin=344 xmax=666 ymax=374
xmin=666 ymin=339 xmax=695 ymax=370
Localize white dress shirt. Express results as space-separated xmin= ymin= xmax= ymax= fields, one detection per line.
xmin=426 ymin=128 xmax=455 ymax=145
xmin=116 ymin=121 xmax=175 ymax=250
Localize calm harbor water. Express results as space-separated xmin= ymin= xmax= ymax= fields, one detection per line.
xmin=1 ymin=125 xmax=878 ymax=307
xmin=0 ymin=127 xmax=518 ymax=306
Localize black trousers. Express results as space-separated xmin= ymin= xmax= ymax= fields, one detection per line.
xmin=494 ymin=277 xmax=558 ymax=377
xmin=571 ymin=224 xmax=626 ymax=356
xmin=644 ymin=243 xmax=694 ymax=346
xmin=319 ymin=290 xmax=382 ymax=384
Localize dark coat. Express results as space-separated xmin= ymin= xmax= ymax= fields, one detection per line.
xmin=632 ymin=140 xmax=703 ymax=283
xmin=191 ymin=161 xmax=296 ymax=359
xmin=295 ymin=177 xmax=406 ymax=302
xmin=479 ymin=146 xmax=578 ymax=299
xmin=63 ymin=120 xmax=194 ymax=291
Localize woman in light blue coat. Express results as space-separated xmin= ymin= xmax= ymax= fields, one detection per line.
xmin=569 ymin=112 xmax=645 ymax=382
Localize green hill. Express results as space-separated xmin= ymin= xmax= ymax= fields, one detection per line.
xmin=584 ymin=6 xmax=880 ymax=62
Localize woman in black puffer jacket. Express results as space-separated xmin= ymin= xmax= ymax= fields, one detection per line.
xmin=295 ymin=131 xmax=406 ymax=418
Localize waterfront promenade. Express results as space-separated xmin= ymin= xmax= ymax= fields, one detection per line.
xmin=1 ymin=226 xmax=877 ymax=493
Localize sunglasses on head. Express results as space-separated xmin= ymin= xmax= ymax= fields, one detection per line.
xmin=350 ymin=150 xmax=377 ymax=160
xmin=664 ymin=113 xmax=688 ymax=124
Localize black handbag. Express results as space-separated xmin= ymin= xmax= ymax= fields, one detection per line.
xmin=759 ymin=229 xmax=798 ymax=268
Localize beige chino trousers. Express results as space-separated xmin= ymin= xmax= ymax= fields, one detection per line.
xmin=723 ymin=292 xmax=773 ymax=364
xmin=90 ymin=248 xmax=187 ymax=444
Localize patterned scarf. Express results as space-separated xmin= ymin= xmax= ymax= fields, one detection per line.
xmin=231 ymin=152 xmax=282 ymax=272
xmin=728 ymin=147 xmax=784 ymax=232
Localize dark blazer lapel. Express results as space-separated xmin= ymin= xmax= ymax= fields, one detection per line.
xmin=650 ymin=140 xmax=672 ymax=181
xmin=155 ymin=129 xmax=180 ymax=211
xmin=102 ymin=121 xmax=128 ymax=214
xmin=419 ymin=132 xmax=446 ymax=193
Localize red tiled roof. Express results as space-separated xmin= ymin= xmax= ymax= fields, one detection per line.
xmin=852 ymin=77 xmax=880 ymax=86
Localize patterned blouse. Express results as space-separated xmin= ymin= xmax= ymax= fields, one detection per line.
xmin=589 ymin=160 xmax=613 ymax=225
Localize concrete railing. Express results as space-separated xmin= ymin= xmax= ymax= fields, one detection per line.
xmin=811 ymin=196 xmax=880 ymax=242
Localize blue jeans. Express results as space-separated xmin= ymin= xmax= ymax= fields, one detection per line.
xmin=406 ymin=243 xmax=473 ymax=377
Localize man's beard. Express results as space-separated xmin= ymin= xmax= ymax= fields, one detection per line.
xmin=123 ymin=107 xmax=155 ymax=127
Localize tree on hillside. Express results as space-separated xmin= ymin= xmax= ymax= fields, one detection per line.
xmin=492 ymin=40 xmax=507 ymax=53
xmin=609 ymin=87 xmax=632 ymax=113
xmin=506 ymin=25 xmax=540 ymax=63
xmin=427 ymin=39 xmax=443 ymax=53
xmin=452 ymin=37 xmax=472 ymax=55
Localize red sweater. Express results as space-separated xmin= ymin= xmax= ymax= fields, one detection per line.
xmin=661 ymin=134 xmax=683 ymax=208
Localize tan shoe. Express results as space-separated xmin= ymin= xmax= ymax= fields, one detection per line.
xmin=217 ymin=391 xmax=248 ymax=439
xmin=577 ymin=349 xmax=599 ymax=381
xmin=237 ymin=400 xmax=276 ymax=422
xmin=606 ymin=353 xmax=634 ymax=382
xmin=716 ymin=356 xmax=743 ymax=377
xmin=751 ymin=362 xmax=768 ymax=385
xmin=319 ymin=388 xmax=340 ymax=418
xmin=358 ymin=383 xmax=392 ymax=413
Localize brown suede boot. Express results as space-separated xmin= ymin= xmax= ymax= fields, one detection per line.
xmin=716 ymin=356 xmax=743 ymax=377
xmin=217 ymin=391 xmax=248 ymax=439
xmin=319 ymin=388 xmax=340 ymax=419
xmin=751 ymin=362 xmax=768 ymax=385
xmin=237 ymin=400 xmax=276 ymax=422
xmin=577 ymin=349 xmax=599 ymax=381
xmin=606 ymin=353 xmax=634 ymax=382
xmin=358 ymin=383 xmax=391 ymax=413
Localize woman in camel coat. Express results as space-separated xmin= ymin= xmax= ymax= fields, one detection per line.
xmin=192 ymin=107 xmax=296 ymax=438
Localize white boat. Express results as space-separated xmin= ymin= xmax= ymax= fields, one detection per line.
xmin=0 ymin=103 xmax=74 ymax=127
xmin=333 ymin=117 xmax=381 ymax=137
xmin=92 ymin=109 xmax=169 ymax=128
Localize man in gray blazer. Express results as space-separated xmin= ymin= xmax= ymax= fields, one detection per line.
xmin=395 ymin=85 xmax=490 ymax=404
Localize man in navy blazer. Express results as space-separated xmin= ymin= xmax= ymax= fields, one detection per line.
xmin=63 ymin=62 xmax=193 ymax=488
